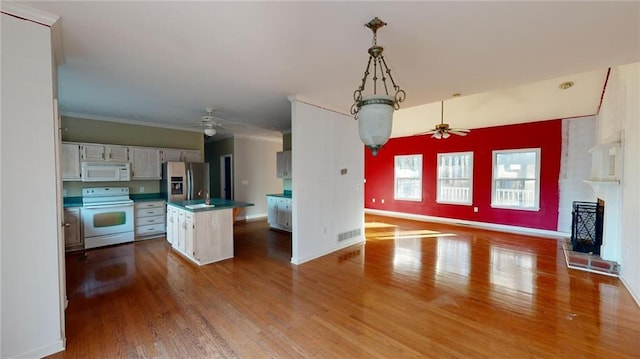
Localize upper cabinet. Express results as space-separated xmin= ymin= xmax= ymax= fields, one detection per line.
xmin=161 ymin=149 xmax=202 ymax=163
xmin=61 ymin=141 xmax=202 ymax=181
xmin=161 ymin=149 xmax=182 ymax=163
xmin=182 ymin=150 xmax=202 ymax=162
xmin=81 ymin=144 xmax=129 ymax=161
xmin=130 ymin=147 xmax=161 ymax=180
xmin=61 ymin=143 xmax=81 ymax=180
xmin=276 ymin=151 xmax=292 ymax=178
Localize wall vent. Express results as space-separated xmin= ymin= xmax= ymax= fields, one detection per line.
xmin=338 ymin=228 xmax=361 ymax=242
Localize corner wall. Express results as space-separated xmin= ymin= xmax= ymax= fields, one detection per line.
xmin=232 ymin=136 xmax=282 ymax=220
xmin=1 ymin=13 xmax=64 ymax=358
xmin=290 ymin=99 xmax=364 ymax=264
xmin=598 ymin=62 xmax=640 ymax=305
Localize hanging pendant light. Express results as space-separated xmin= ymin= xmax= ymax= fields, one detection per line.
xmin=350 ymin=17 xmax=406 ymax=156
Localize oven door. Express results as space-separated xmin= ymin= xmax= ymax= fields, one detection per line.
xmin=82 ymin=203 xmax=134 ymax=238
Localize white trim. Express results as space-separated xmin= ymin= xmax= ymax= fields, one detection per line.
xmin=61 ymin=112 xmax=203 ymax=132
xmin=0 ymin=2 xmax=60 ymax=26
xmin=394 ymin=154 xmax=423 ymax=201
xmin=365 ymin=208 xmax=569 ymax=239
xmin=51 ymin=20 xmax=65 ymax=66
xmin=237 ymin=213 xmax=266 ymax=222
xmin=620 ymin=276 xmax=640 ymax=308
xmin=10 ymin=339 xmax=65 ymax=359
xmin=291 ymin=238 xmax=365 ymax=265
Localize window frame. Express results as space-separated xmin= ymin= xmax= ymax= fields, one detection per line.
xmin=436 ymin=151 xmax=474 ymax=205
xmin=393 ymin=154 xmax=423 ymax=202
xmin=491 ymin=148 xmax=541 ymax=211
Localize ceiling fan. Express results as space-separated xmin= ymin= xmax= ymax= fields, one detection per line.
xmin=195 ymin=107 xmax=225 ymax=137
xmin=416 ymin=101 xmax=470 ymax=139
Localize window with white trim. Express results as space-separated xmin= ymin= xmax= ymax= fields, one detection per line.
xmin=394 ymin=154 xmax=422 ymax=201
xmin=437 ymin=152 xmax=473 ymax=205
xmin=491 ymin=148 xmax=541 ymax=210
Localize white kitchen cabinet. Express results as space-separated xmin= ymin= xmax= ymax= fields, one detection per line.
xmin=182 ymin=150 xmax=202 ymax=162
xmin=166 ymin=206 xmax=174 ymax=245
xmin=61 ymin=142 xmax=81 ymax=181
xmin=64 ymin=207 xmax=83 ymax=252
xmin=168 ymin=205 xmax=233 ymax=265
xmin=134 ymin=200 xmax=166 ymax=240
xmin=161 ymin=149 xmax=183 ymax=163
xmin=130 ymin=147 xmax=161 ymax=179
xmin=105 ymin=145 xmax=129 ymax=161
xmin=161 ymin=148 xmax=201 ymax=162
xmin=81 ymin=144 xmax=128 ymax=161
xmin=81 ymin=143 xmax=105 ymax=161
xmin=276 ymin=151 xmax=292 ymax=178
xmin=267 ymin=195 xmax=292 ymax=232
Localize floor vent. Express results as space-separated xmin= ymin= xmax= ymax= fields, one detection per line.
xmin=338 ymin=228 xmax=361 ymax=242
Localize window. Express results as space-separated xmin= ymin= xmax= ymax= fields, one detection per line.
xmin=492 ymin=148 xmax=541 ymax=210
xmin=394 ymin=155 xmax=422 ymax=201
xmin=437 ymin=152 xmax=473 ymax=205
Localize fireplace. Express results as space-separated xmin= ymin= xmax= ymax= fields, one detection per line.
xmin=571 ymin=200 xmax=604 ymax=254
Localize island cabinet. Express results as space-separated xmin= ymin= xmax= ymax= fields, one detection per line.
xmin=168 ymin=205 xmax=234 ymax=265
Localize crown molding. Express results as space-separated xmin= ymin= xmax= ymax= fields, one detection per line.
xmin=61 ymin=111 xmax=201 ymax=133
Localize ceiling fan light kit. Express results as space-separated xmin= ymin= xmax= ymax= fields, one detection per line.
xmin=350 ymin=17 xmax=406 ymax=156
xmin=415 ymin=100 xmax=470 ymax=139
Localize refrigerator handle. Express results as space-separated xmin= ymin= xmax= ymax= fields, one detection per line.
xmin=186 ymin=168 xmax=192 ymax=200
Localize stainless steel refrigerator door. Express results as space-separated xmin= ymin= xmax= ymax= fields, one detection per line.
xmin=165 ymin=162 xmax=186 ymax=202
xmin=188 ymin=162 xmax=210 ymax=200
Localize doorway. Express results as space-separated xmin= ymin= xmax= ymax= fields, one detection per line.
xmin=220 ymin=154 xmax=233 ymax=200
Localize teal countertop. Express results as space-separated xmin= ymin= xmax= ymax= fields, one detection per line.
xmin=267 ymin=193 xmax=292 ymax=199
xmin=63 ymin=197 xmax=83 ymax=208
xmin=131 ymin=193 xmax=165 ymax=202
xmin=167 ymin=198 xmax=254 ymax=212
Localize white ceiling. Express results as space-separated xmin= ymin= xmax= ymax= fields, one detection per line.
xmin=16 ymin=1 xmax=640 ymax=140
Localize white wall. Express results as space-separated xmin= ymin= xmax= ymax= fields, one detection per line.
xmin=233 ymin=136 xmax=282 ymax=220
xmin=557 ymin=117 xmax=596 ymax=232
xmin=290 ymin=98 xmax=364 ymax=264
xmin=1 ymin=13 xmax=64 ymax=358
xmin=597 ymin=62 xmax=640 ymax=305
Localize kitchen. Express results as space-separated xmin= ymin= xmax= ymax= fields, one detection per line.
xmin=61 ymin=115 xmax=285 ymax=262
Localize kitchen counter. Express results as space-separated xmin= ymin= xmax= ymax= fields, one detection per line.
xmin=131 ymin=193 xmax=165 ymax=202
xmin=266 ymin=193 xmax=292 ymax=198
xmin=168 ymin=198 xmax=254 ymax=212
xmin=63 ymin=196 xmax=83 ymax=208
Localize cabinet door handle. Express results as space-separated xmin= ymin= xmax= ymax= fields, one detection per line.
xmin=64 ymin=223 xmax=71 ymax=227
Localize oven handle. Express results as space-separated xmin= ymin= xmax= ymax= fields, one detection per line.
xmin=84 ymin=203 xmax=133 ymax=209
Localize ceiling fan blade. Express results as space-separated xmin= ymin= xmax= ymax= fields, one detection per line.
xmin=414 ymin=129 xmax=437 ymax=136
xmin=449 ymin=130 xmax=469 ymax=136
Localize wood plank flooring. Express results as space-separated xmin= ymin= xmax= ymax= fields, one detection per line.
xmin=48 ymin=214 xmax=640 ymax=358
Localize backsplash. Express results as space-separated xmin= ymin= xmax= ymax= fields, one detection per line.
xmin=63 ymin=180 xmax=160 ymax=197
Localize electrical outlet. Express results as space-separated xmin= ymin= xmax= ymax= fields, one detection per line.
xmin=381 ymin=199 xmax=385 ymax=204
xmin=139 ymin=187 xmax=145 ymax=193
xmin=242 ymin=180 xmax=249 ymax=185
xmin=474 ymin=207 xmax=478 ymax=213
xmin=372 ymin=198 xmax=376 ymax=203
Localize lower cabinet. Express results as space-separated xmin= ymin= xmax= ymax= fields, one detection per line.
xmin=267 ymin=196 xmax=292 ymax=232
xmin=168 ymin=205 xmax=233 ymax=265
xmin=64 ymin=207 xmax=83 ymax=252
xmin=134 ymin=200 xmax=166 ymax=240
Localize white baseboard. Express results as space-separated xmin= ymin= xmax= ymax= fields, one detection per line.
xmin=365 ymin=208 xmax=569 ymax=239
xmin=235 ymin=213 xmax=267 ymax=222
xmin=10 ymin=339 xmax=65 ymax=359
xmin=291 ymin=237 xmax=365 ymax=265
xmin=619 ymin=275 xmax=640 ymax=308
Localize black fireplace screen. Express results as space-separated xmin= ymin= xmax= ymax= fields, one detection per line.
xmin=571 ymin=201 xmax=604 ymax=254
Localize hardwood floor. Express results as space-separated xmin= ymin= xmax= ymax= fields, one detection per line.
xmin=49 ymin=215 xmax=640 ymax=358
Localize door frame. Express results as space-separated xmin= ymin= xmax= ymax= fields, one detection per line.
xmin=220 ymin=154 xmax=233 ymax=200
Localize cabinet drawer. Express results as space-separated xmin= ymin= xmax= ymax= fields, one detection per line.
xmin=136 ymin=215 xmax=165 ymax=226
xmin=136 ymin=207 xmax=165 ymax=217
xmin=135 ymin=223 xmax=165 ymax=236
xmin=135 ymin=201 xmax=165 ymax=209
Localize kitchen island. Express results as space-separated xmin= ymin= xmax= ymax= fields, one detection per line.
xmin=166 ymin=199 xmax=253 ymax=265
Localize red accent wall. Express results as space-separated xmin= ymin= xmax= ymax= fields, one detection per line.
xmin=364 ymin=119 xmax=562 ymax=230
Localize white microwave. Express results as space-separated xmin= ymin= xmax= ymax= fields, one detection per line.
xmin=81 ymin=162 xmax=131 ymax=182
